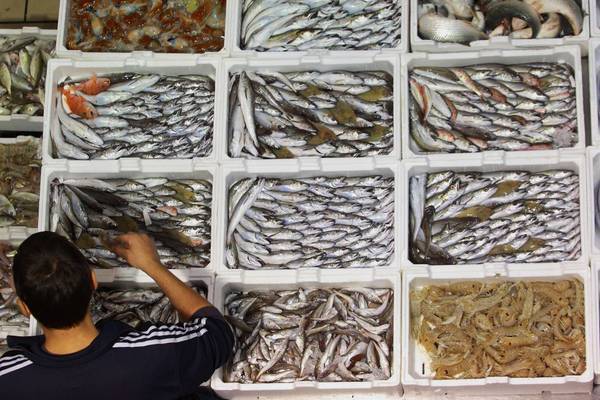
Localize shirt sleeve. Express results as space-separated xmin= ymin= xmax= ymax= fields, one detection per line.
xmin=174 ymin=306 xmax=235 ymax=392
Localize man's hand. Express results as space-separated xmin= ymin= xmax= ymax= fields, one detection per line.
xmin=108 ymin=233 xmax=164 ymax=274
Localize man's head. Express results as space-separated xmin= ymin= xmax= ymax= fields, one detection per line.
xmin=13 ymin=232 xmax=96 ymax=329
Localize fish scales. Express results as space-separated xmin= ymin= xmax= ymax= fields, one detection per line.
xmin=241 ymin=0 xmax=402 ymax=51
xmin=227 ymin=175 xmax=394 ymax=269
xmin=225 ymin=287 xmax=394 ymax=383
xmin=418 ymin=0 xmax=584 ymax=45
xmin=409 ymin=62 xmax=578 ymax=153
xmin=54 ymin=73 xmax=215 ymax=160
xmin=49 ymin=177 xmax=213 ymax=269
xmin=0 ymin=36 xmax=55 ymax=117
xmin=410 ymin=169 xmax=581 ymax=264
xmin=229 ymin=70 xmax=394 ymax=159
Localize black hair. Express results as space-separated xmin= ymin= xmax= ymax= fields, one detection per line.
xmin=13 ymin=232 xmax=94 ymax=329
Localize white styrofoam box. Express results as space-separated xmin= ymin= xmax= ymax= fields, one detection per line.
xmin=0 ymin=136 xmax=40 ymax=241
xmin=42 ymin=57 xmax=223 ymax=166
xmin=592 ymin=0 xmax=600 ymax=37
xmin=38 ymin=160 xmax=219 ymax=273
xmin=55 ymin=0 xmax=233 ymax=59
xmin=400 ymin=152 xmax=589 ymax=268
xmin=591 ymin=258 xmax=600 ymax=384
xmin=402 ymin=263 xmax=593 ymax=395
xmin=216 ymin=158 xmax=401 ymax=273
xmin=219 ymin=53 xmax=401 ymax=163
xmin=0 ymin=27 xmax=56 ymax=132
xmin=211 ymin=267 xmax=402 ymax=396
xmin=228 ymin=0 xmax=409 ymax=57
xmin=590 ymin=40 xmax=600 ymax=146
xmin=29 ymin=268 xmax=215 ymax=337
xmin=401 ymin=46 xmax=586 ymax=159
xmin=410 ymin=0 xmax=590 ymax=55
xmin=587 ymin=147 xmax=600 ymax=255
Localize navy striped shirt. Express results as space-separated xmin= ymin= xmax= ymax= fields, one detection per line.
xmin=0 ymin=307 xmax=234 ymax=399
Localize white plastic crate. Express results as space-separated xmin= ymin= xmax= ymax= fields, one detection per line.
xmin=0 ymin=136 xmax=41 ymax=241
xmin=211 ymin=267 xmax=402 ymax=396
xmin=228 ymin=0 xmax=409 ymax=57
xmin=219 ymin=53 xmax=401 ymax=163
xmin=587 ymin=147 xmax=600 ymax=255
xmin=29 ymin=268 xmax=214 ymax=337
xmin=42 ymin=57 xmax=223 ymax=166
xmin=402 ymin=263 xmax=594 ymax=395
xmin=38 ymin=161 xmax=219 ymax=273
xmin=55 ymin=0 xmax=233 ymax=59
xmin=0 ymin=27 xmax=56 ymax=132
xmin=589 ymin=40 xmax=600 ymax=146
xmin=410 ymin=0 xmax=590 ymax=55
xmin=401 ymin=46 xmax=586 ymax=159
xmin=216 ymin=158 xmax=401 ymax=273
xmin=400 ymin=152 xmax=589 ymax=268
xmin=591 ymin=258 xmax=600 ymax=384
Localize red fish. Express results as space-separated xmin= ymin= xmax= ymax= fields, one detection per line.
xmin=61 ymin=87 xmax=98 ymax=120
xmin=73 ymin=74 xmax=111 ymax=95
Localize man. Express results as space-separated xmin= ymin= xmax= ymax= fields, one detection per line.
xmin=0 ymin=231 xmax=233 ymax=399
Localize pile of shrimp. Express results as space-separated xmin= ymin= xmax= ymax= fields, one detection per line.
xmin=410 ymin=279 xmax=586 ymax=379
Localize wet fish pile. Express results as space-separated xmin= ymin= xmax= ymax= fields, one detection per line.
xmin=225 ymin=287 xmax=394 ymax=383
xmin=67 ymin=0 xmax=225 ymax=53
xmin=92 ymin=283 xmax=208 ymax=328
xmin=54 ymin=73 xmax=215 ymax=160
xmin=50 ymin=177 xmax=212 ymax=269
xmin=418 ymin=0 xmax=584 ymax=45
xmin=0 ymin=242 xmax=29 ymax=349
xmin=0 ymin=137 xmax=41 ymax=228
xmin=411 ymin=279 xmax=586 ymax=379
xmin=229 ymin=70 xmax=394 ymax=159
xmin=409 ymin=62 xmax=578 ymax=153
xmin=241 ymin=0 xmax=402 ymax=51
xmin=227 ymin=176 xmax=394 ymax=269
xmin=0 ymin=36 xmax=55 ymax=116
xmin=409 ymin=169 xmax=581 ymax=264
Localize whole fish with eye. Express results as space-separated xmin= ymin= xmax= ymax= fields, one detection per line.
xmin=0 ymin=138 xmax=41 ymax=228
xmin=226 ymin=176 xmax=394 ymax=269
xmin=0 ymin=242 xmax=29 ymax=351
xmin=229 ymin=70 xmax=394 ymax=159
xmin=54 ymin=73 xmax=215 ymax=160
xmin=418 ymin=0 xmax=584 ymax=44
xmin=411 ymin=279 xmax=586 ymax=379
xmin=225 ymin=287 xmax=394 ymax=383
xmin=410 ymin=169 xmax=581 ymax=264
xmin=241 ymin=0 xmax=402 ymax=51
xmin=49 ymin=177 xmax=212 ymax=269
xmin=409 ymin=62 xmax=578 ymax=153
xmin=91 ymin=284 xmax=208 ymax=328
xmin=67 ymin=0 xmax=225 ymax=53
xmin=0 ymin=36 xmax=55 ymax=117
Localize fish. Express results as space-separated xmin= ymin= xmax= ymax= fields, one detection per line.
xmin=411 ymin=279 xmax=586 ymax=379
xmin=409 ymin=62 xmax=577 ymax=153
xmin=66 ymin=0 xmax=225 ymax=53
xmin=410 ymin=169 xmax=581 ymax=264
xmin=241 ymin=0 xmax=402 ymax=51
xmin=228 ymin=70 xmax=394 ymax=159
xmin=49 ymin=177 xmax=213 ymax=269
xmin=92 ymin=284 xmax=208 ymax=328
xmin=0 ymin=241 xmax=29 ymax=350
xmin=225 ymin=287 xmax=393 ymax=383
xmin=227 ymin=176 xmax=394 ymax=270
xmin=0 ymin=138 xmax=41 ymax=229
xmin=53 ymin=73 xmax=215 ymax=160
xmin=0 ymin=35 xmax=55 ymax=116
xmin=418 ymin=0 xmax=583 ymax=44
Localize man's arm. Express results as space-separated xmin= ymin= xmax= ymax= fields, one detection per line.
xmin=109 ymin=233 xmax=211 ymax=321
